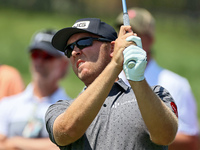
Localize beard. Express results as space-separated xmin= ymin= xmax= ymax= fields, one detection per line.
xmin=77 ymin=55 xmax=111 ymax=86
xmin=73 ymin=42 xmax=112 ymax=86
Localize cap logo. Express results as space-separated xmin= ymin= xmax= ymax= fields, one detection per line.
xmin=72 ymin=21 xmax=90 ymax=29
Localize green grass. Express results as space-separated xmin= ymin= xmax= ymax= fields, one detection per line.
xmin=0 ymin=8 xmax=200 ymax=119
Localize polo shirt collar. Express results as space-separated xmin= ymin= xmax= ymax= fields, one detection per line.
xmin=83 ymin=78 xmax=129 ymax=92
xmin=115 ymin=78 xmax=129 ymax=91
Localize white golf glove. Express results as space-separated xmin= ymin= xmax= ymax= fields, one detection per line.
xmin=123 ymin=36 xmax=147 ymax=81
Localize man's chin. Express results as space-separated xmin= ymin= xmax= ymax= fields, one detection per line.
xmin=78 ymin=74 xmax=94 ymax=85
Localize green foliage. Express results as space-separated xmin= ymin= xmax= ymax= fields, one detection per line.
xmin=0 ymin=8 xmax=200 ymax=120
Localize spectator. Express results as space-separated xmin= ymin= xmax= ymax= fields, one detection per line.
xmin=0 ymin=64 xmax=25 ymax=99
xmin=115 ymin=7 xmax=199 ymax=150
xmin=0 ymin=29 xmax=71 ymax=150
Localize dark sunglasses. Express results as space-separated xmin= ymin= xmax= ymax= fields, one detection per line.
xmin=64 ymin=37 xmax=111 ymax=58
xmin=31 ymin=50 xmax=56 ymax=60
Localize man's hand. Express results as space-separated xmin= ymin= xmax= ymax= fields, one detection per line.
xmin=123 ymin=36 xmax=147 ymax=81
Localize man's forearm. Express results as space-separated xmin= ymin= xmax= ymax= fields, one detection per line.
xmin=129 ymin=79 xmax=178 ymax=145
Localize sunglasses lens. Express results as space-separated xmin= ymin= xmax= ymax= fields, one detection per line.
xmin=67 ymin=44 xmax=75 ymax=51
xmin=31 ymin=50 xmax=55 ymax=60
xmin=65 ymin=38 xmax=93 ymax=58
xmin=65 ymin=44 xmax=75 ymax=58
xmin=76 ymin=38 xmax=93 ymax=49
xmin=64 ymin=49 xmax=72 ymax=58
xmin=44 ymin=55 xmax=55 ymax=60
xmin=31 ymin=52 xmax=39 ymax=59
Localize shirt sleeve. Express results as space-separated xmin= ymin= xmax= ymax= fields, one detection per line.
xmin=152 ymin=85 xmax=178 ymax=118
xmin=45 ymin=99 xmax=73 ymax=144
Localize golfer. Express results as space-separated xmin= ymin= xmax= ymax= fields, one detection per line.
xmin=45 ymin=18 xmax=178 ymax=150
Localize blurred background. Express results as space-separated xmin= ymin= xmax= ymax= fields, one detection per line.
xmin=0 ymin=0 xmax=199 ymax=116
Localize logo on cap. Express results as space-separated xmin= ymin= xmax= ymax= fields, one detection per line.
xmin=72 ymin=21 xmax=90 ymax=29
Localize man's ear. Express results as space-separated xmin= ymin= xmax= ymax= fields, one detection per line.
xmin=110 ymin=41 xmax=115 ymax=58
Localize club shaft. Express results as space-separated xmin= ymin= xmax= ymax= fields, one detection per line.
xmin=122 ymin=0 xmax=130 ymax=26
xmin=122 ymin=0 xmax=128 ymax=13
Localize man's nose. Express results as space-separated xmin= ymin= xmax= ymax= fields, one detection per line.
xmin=71 ymin=46 xmax=82 ymax=57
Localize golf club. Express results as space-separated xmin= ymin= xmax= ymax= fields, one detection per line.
xmin=122 ymin=0 xmax=136 ymax=68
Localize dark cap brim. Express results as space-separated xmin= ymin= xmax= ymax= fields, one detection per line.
xmin=52 ymin=27 xmax=98 ymax=52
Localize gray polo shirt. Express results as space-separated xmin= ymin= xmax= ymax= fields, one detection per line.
xmin=45 ymin=79 xmax=177 ymax=150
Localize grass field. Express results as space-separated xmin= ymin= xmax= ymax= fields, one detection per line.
xmin=0 ymin=8 xmax=200 ymax=119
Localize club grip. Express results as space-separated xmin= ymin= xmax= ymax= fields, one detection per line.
xmin=123 ymin=13 xmax=130 ymax=26
xmin=124 ymin=12 xmax=135 ymax=68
